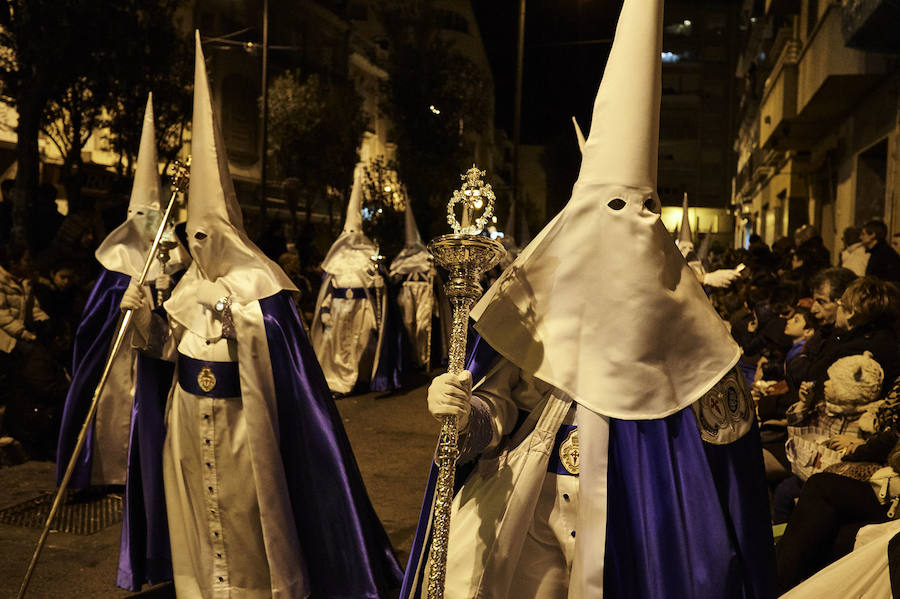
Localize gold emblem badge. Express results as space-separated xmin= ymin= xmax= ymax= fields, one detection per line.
xmin=345 ymin=288 xmax=355 ymax=300
xmin=559 ymin=428 xmax=580 ymax=475
xmin=197 ymin=367 xmax=217 ymax=393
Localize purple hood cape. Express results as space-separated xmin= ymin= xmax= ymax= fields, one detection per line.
xmin=56 ymin=267 xmax=180 ymax=591
xmin=56 ymin=268 xmax=131 ymax=489
xmin=121 ymin=291 xmax=403 ymax=597
xmin=401 ymin=334 xmax=776 ymax=599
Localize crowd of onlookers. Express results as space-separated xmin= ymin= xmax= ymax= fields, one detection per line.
xmin=704 ymin=220 xmax=900 ymax=592
xmin=5 ymin=179 xmax=900 ymax=591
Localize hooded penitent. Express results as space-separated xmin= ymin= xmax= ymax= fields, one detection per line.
xmin=390 ymin=198 xmax=444 ymax=368
xmin=56 ymin=93 xmax=185 ymax=591
xmin=311 ymin=163 xmax=388 ymax=393
xmin=401 ymin=0 xmax=774 ymax=597
xmin=470 ymin=1 xmax=739 ymax=419
xmin=146 ymin=32 xmax=402 ymax=598
xmin=572 ymin=115 xmax=586 ymax=153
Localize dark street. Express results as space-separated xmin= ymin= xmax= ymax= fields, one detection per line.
xmin=0 ymin=383 xmax=436 ymax=598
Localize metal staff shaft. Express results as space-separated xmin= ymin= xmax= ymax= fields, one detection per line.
xmin=426 ymin=295 xmax=473 ymax=599
xmin=426 ymin=235 xmax=504 ymax=599
xmin=17 ymin=163 xmax=188 ymax=599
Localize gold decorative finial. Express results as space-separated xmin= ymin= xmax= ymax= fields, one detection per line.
xmin=447 ymin=165 xmax=495 ymax=235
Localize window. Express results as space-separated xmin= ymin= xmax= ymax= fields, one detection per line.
xmin=435 ymin=10 xmax=468 ymax=34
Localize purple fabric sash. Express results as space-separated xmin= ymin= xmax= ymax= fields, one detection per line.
xmin=260 ymin=292 xmax=403 ymax=596
xmin=176 ymin=354 xmax=241 ymax=398
xmin=56 ymin=268 xmax=131 ymax=488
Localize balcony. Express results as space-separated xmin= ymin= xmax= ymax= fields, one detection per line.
xmin=765 ymin=0 xmax=800 ymax=17
xmin=776 ymin=3 xmax=890 ymax=149
xmin=842 ymin=0 xmax=900 ymax=53
xmin=759 ymin=40 xmax=799 ymax=148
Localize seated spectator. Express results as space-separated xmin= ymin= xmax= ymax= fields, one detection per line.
xmin=0 ymin=240 xmax=69 ymax=459
xmin=788 ymin=277 xmax=900 ymax=427
xmin=861 ymin=220 xmax=900 ymax=283
xmin=788 ymin=267 xmax=859 ymax=391
xmin=839 ymin=226 xmax=869 ymax=276
xmin=775 ymin=428 xmax=900 ymax=593
xmin=794 ymin=224 xmax=831 ymax=274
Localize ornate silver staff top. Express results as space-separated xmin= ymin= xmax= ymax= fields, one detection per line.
xmin=425 ymin=165 xmax=505 ymax=599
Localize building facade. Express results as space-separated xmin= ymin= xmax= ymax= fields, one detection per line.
xmin=732 ymin=0 xmax=900 ymax=255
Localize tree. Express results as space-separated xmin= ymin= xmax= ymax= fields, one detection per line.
xmin=105 ymin=2 xmax=192 ymax=175
xmin=0 ymin=1 xmax=191 ymax=248
xmin=360 ymin=156 xmax=406 ymax=260
xmin=265 ymin=69 xmax=366 ymax=238
xmin=374 ymin=0 xmax=492 ymax=238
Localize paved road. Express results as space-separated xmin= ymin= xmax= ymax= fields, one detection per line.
xmin=0 ymin=383 xmax=437 ymax=598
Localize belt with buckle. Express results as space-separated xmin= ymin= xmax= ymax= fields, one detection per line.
xmin=177 ymin=353 xmax=241 ymax=398
xmin=332 ymin=287 xmax=368 ymax=300
xmin=547 ymin=424 xmax=579 ymax=476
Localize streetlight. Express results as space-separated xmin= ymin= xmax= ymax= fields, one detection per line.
xmin=259 ymin=0 xmax=269 ymax=223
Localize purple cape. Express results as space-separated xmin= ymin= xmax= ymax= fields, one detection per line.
xmin=56 ymin=268 xmax=131 ymax=489
xmin=401 ymin=334 xmax=776 ymax=599
xmin=121 ymin=291 xmax=403 ymax=597
xmin=371 ymin=279 xmax=415 ymax=392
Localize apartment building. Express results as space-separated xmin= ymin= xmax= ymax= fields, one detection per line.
xmin=732 ymin=0 xmax=899 ymax=253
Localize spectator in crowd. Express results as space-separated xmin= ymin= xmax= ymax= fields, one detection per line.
xmin=861 ymin=220 xmax=900 ymax=283
xmin=788 ymin=276 xmax=900 ymax=428
xmin=775 ymin=428 xmax=900 ymax=593
xmin=794 ymin=224 xmax=831 ymax=273
xmin=0 ymin=239 xmax=69 ymax=459
xmin=30 ymin=183 xmax=64 ymax=255
xmin=839 ymin=226 xmax=869 ymax=276
xmin=891 ymin=232 xmax=900 ymax=258
xmin=0 ymin=179 xmax=13 ymax=245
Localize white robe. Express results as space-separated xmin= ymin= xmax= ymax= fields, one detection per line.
xmin=396 ymin=273 xmax=435 ymax=368
xmin=311 ymin=271 xmax=385 ymax=394
xmin=138 ymin=300 xmax=309 ymax=599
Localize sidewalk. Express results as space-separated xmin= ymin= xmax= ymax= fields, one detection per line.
xmin=0 ymin=383 xmax=437 ymax=598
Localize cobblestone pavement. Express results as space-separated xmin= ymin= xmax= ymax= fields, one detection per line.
xmin=0 ymin=382 xmax=437 ymax=598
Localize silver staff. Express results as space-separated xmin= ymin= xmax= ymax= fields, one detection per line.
xmin=425 ymin=166 xmax=505 ymax=599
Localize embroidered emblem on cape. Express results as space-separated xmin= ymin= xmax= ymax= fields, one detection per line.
xmin=691 ymin=368 xmax=753 ymax=445
xmin=559 ymin=428 xmax=580 ymax=474
xmin=197 ymin=366 xmax=217 ymax=393
xmin=345 ymin=288 xmax=355 ymax=300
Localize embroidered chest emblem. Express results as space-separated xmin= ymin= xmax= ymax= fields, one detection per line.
xmin=560 ymin=429 xmax=580 ymax=475
xmin=197 ymin=367 xmax=217 ymax=393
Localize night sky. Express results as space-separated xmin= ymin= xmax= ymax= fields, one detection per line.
xmin=472 ymin=0 xmax=623 ymax=145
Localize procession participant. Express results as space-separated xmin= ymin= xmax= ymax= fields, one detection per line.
xmin=310 ymin=164 xmax=387 ymax=395
xmin=389 ymin=197 xmax=448 ymax=370
xmin=677 ymin=192 xmax=741 ymax=288
xmin=402 ymin=0 xmax=775 ymax=596
xmin=120 ymin=33 xmax=402 ymax=598
xmin=55 ymin=93 xmax=187 ymax=489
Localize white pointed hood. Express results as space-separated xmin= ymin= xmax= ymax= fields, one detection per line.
xmin=321 ymin=163 xmax=378 ymax=277
xmin=572 ymin=116 xmax=586 ymax=154
xmin=166 ymin=32 xmax=295 ymax=334
xmin=95 ymin=94 xmax=172 ymax=278
xmin=470 ymin=0 xmax=738 ymax=419
xmin=677 ymin=193 xmax=695 ymax=252
xmin=390 ymin=197 xmax=432 ymax=276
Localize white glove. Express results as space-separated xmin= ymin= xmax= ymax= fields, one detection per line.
xmin=703 ymin=268 xmax=741 ymax=288
xmin=120 ymin=280 xmax=150 ymax=312
xmin=427 ymin=370 xmax=473 ymax=430
xmin=194 ymin=279 xmax=229 ymax=308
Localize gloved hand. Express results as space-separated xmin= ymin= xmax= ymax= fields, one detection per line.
xmin=120 ymin=280 xmax=150 ymax=312
xmin=427 ymin=370 xmax=473 ymax=430
xmin=194 ymin=279 xmax=229 ymax=309
xmin=703 ymin=268 xmax=741 ymax=288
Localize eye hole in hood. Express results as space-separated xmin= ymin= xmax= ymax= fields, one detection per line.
xmin=194 ymin=231 xmax=208 ymax=240
xmin=608 ymin=198 xmax=626 ymax=211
